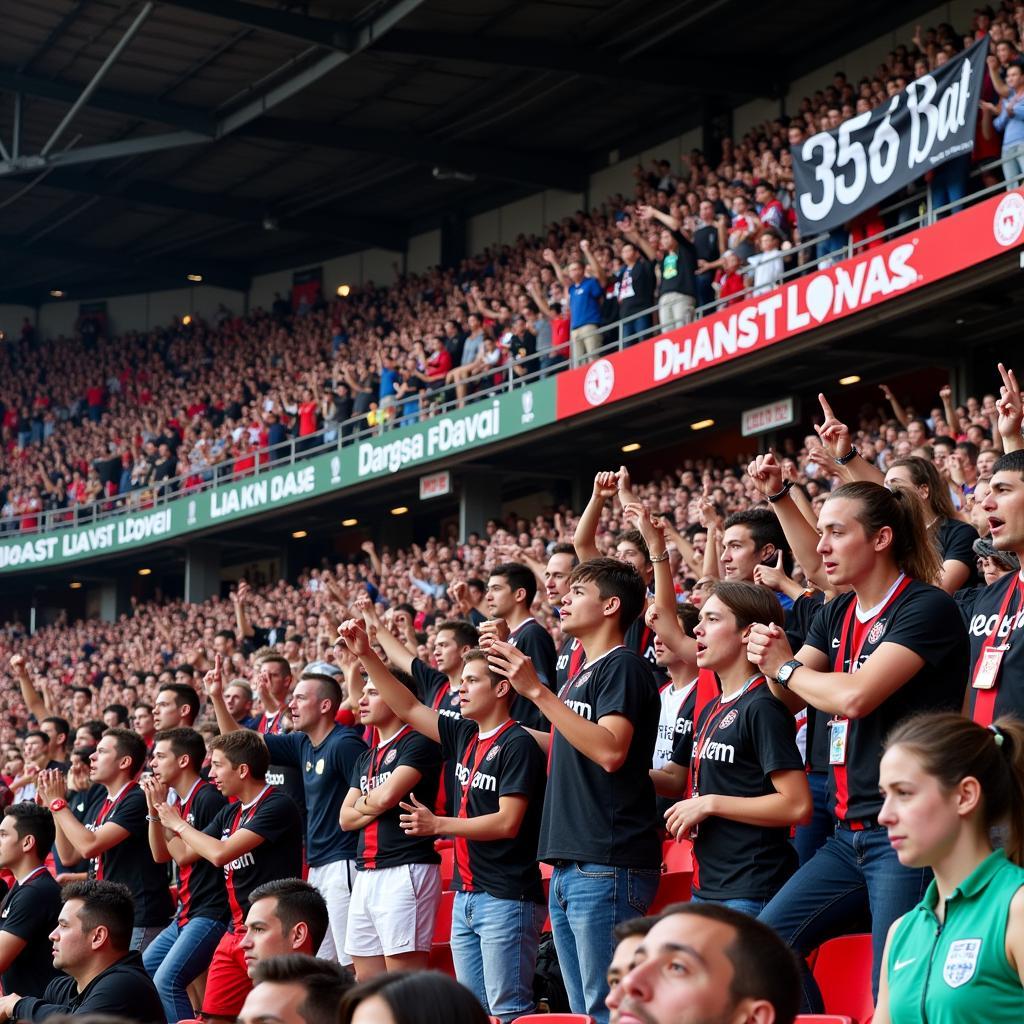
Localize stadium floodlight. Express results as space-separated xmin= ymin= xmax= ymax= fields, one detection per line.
xmin=186 ymin=273 xmax=203 ymax=282
xmin=337 ymin=284 xmax=351 ymax=297
xmin=390 ymin=506 xmax=409 ymax=516
xmin=342 ymin=518 xmax=358 ymax=526
xmin=50 ymin=289 xmax=65 ymax=298
xmin=839 ymin=375 xmax=861 ymax=385
xmin=690 ymin=419 xmax=715 ymax=431
xmin=621 ymin=442 xmax=641 ymax=453
xmin=138 ymin=568 xmax=152 ymax=576
xmin=291 ymin=530 xmax=308 ymax=539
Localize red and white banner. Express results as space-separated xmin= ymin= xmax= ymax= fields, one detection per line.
xmin=556 ymin=188 xmax=1024 ymax=420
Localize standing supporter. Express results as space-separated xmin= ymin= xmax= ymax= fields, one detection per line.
xmin=10 ymin=657 xmax=69 ymax=765
xmin=152 ymin=730 xmax=302 ymax=1024
xmin=250 ymin=654 xmax=306 ymax=817
xmin=545 ymin=544 xmax=585 ymax=689
xmin=634 ymin=205 xmax=698 ymax=329
xmin=37 ymin=729 xmax=172 ymax=952
xmin=485 ymin=557 xmax=661 ymax=1024
xmin=0 ymin=803 xmax=61 ymax=997
xmin=615 ymin=235 xmax=657 ymax=342
xmin=984 ymin=61 xmax=1024 ymax=187
xmin=549 ymin=245 xmax=604 ymax=365
xmin=710 ymin=507 xmax=793 ymax=607
xmin=663 ymin=583 xmax=809 ymax=914
xmin=224 ymin=682 xmax=259 ymax=730
xmin=152 ymin=683 xmax=199 ymax=731
xmin=132 ymin=704 xmax=156 ymax=750
xmin=207 ymin=657 xmax=366 ymax=965
xmin=883 ymin=457 xmax=980 ymax=592
xmin=140 ymin=727 xmax=229 ymax=1024
xmin=339 ymin=622 xmax=546 ymax=1023
xmin=874 ymin=713 xmax=1024 ymax=1024
xmin=0 ymin=880 xmax=165 ymax=1024
xmin=339 ymin=671 xmax=443 ymax=980
xmin=239 ymin=880 xmax=329 ymax=975
xmin=745 ymin=480 xmax=969 ymax=1007
xmin=693 ymin=203 xmax=726 ymax=308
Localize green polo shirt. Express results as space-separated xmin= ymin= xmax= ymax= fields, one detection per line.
xmin=887 ymin=849 xmax=1024 ymax=1024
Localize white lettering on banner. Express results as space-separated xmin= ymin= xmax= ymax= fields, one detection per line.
xmin=115 ymin=509 xmax=172 ymax=545
xmin=0 ymin=537 xmax=59 ymax=568
xmin=357 ymin=402 xmax=501 ymax=478
xmin=209 ymin=467 xmax=316 ymax=520
xmin=61 ymin=524 xmax=115 ymax=558
xmin=653 ymin=245 xmax=917 ymax=383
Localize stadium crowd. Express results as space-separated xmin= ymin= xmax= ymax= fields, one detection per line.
xmin=0 ymin=352 xmax=1017 ymax=1024
xmin=5 ymin=7 xmax=1024 ymax=532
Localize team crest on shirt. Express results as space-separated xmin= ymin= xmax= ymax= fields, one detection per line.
xmin=718 ymin=709 xmax=739 ymax=729
xmin=384 ymin=749 xmax=398 ymax=765
xmin=574 ymin=670 xmax=592 ymax=688
xmin=867 ymin=619 xmax=888 ymax=645
xmin=485 ymin=745 xmax=501 ymax=762
xmin=942 ymin=938 xmax=982 ymax=988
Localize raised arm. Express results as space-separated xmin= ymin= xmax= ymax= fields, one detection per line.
xmin=232 ymin=581 xmax=255 ymax=641
xmin=573 ymin=471 xmax=618 ymax=561
xmin=9 ymin=655 xmax=48 ymax=723
xmin=997 ymin=362 xmax=1023 ymax=454
xmin=817 ymin=393 xmax=884 ymax=484
xmin=878 ymin=383 xmax=909 ymax=428
xmin=542 ymin=248 xmax=568 ymax=290
xmin=579 ymin=239 xmax=606 ymax=287
xmin=355 ymin=593 xmax=415 ymax=674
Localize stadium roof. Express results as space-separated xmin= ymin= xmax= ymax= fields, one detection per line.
xmin=0 ymin=0 xmax=942 ymax=306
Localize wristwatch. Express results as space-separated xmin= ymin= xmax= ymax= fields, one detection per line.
xmin=49 ymin=798 xmax=67 ymax=813
xmin=775 ymin=660 xmax=803 ymax=689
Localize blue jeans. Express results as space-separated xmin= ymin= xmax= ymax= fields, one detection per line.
xmin=930 ymin=154 xmax=970 ymax=215
xmin=759 ymin=825 xmax=930 ymax=1012
xmin=691 ymin=893 xmax=769 ymax=916
xmin=621 ymin=314 xmax=652 ymax=345
xmin=451 ymin=892 xmax=547 ymax=1023
xmin=549 ymin=862 xmax=661 ymax=1024
xmin=793 ymin=771 xmax=833 ymax=866
xmin=143 ymin=915 xmax=228 ymax=1023
xmin=1002 ymin=143 xmax=1024 ymax=189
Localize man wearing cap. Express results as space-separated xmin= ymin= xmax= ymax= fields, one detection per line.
xmin=206 ymin=656 xmax=366 ymax=965
xmin=972 ymin=537 xmax=1019 ymax=586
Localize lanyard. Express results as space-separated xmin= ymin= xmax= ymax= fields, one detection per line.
xmin=230 ymin=784 xmax=274 ymax=834
xmin=973 ymin=575 xmax=1022 ymax=726
xmin=834 ymin=576 xmax=912 ymax=675
xmin=690 ymin=675 xmax=764 ymax=798
xmin=368 ymin=725 xmax=411 ymax=785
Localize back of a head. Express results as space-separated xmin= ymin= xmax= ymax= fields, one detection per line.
xmin=251 ymin=954 xmax=352 ymax=1024
xmin=338 ymin=972 xmax=488 ymax=1024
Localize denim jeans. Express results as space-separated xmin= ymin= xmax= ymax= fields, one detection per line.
xmin=1002 ymin=143 xmax=1024 ymax=190
xmin=549 ymin=862 xmax=661 ymax=1024
xmin=621 ymin=314 xmax=652 ymax=345
xmin=792 ymin=771 xmax=833 ymax=866
xmin=143 ymin=916 xmax=228 ymax=1023
xmin=759 ymin=825 xmax=930 ymax=1012
xmin=691 ymin=893 xmax=770 ymax=917
xmin=930 ymin=154 xmax=970 ymax=215
xmin=451 ymin=891 xmax=547 ymax=1023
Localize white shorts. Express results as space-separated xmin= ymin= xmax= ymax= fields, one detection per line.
xmin=308 ymin=859 xmax=355 ymax=966
xmin=344 ymin=862 xmax=442 ymax=958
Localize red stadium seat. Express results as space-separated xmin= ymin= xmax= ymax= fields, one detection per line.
xmin=177 ymin=1019 xmax=204 ymax=1024
xmin=647 ymin=870 xmax=692 ymax=914
xmin=439 ymin=844 xmax=455 ymax=890
xmin=661 ymin=838 xmax=693 ymax=873
xmin=796 ymin=1017 xmax=855 ymax=1024
xmin=539 ymin=861 xmax=554 ymax=879
xmin=428 ymin=889 xmax=457 ymax=976
xmin=512 ymin=1016 xmax=596 ymax=1024
xmin=811 ymin=933 xmax=874 ymax=1024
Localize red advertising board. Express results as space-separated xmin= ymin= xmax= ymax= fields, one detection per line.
xmin=556 ymin=188 xmax=1024 ymax=420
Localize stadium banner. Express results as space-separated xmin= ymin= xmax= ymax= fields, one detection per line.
xmin=792 ymin=36 xmax=987 ymax=236
xmin=341 ymin=377 xmax=556 ymax=483
xmin=0 ymin=378 xmax=555 ymax=574
xmin=556 ymin=186 xmax=1024 ymax=420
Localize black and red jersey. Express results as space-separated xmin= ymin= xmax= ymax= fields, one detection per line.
xmin=412 ymin=657 xmax=461 ymax=815
xmin=86 ymin=784 xmax=172 ymax=927
xmin=258 ymin=712 xmax=306 ymax=820
xmin=202 ymin=785 xmax=303 ymax=931
xmin=349 ymin=726 xmax=442 ymax=871
xmin=803 ymin=579 xmax=967 ymax=822
xmin=173 ymin=779 xmax=229 ymax=925
xmin=555 ymin=635 xmax=585 ymax=690
xmin=437 ymin=716 xmax=545 ymax=903
xmin=626 ymin=614 xmax=667 ymax=685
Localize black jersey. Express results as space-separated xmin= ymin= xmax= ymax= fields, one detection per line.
xmin=412 ymin=657 xmax=462 ymax=815
xmin=173 ymin=779 xmax=229 ymax=925
xmin=555 ymin=635 xmax=585 ymax=690
xmin=258 ymin=712 xmax=307 ymax=831
xmin=787 ymin=591 xmax=829 ymax=773
xmin=686 ymin=680 xmax=804 ymax=900
xmin=203 ymin=785 xmax=303 ymax=931
xmin=803 ymin=579 xmax=968 ymax=821
xmin=626 ymin=615 xmax=667 ymax=685
xmin=87 ymin=784 xmax=172 ymax=928
xmin=539 ymin=646 xmax=661 ymax=869
xmin=937 ymin=517 xmax=980 ymax=588
xmin=508 ymin=618 xmax=557 ymax=730
xmin=438 ymin=716 xmax=546 ymax=902
xmin=0 ymin=867 xmax=61 ymax=997
xmin=958 ymin=570 xmax=1024 ymax=721
xmin=350 ymin=726 xmax=442 ymax=870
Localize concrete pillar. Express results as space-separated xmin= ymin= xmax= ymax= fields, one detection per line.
xmin=185 ymin=542 xmax=222 ymax=604
xmin=98 ymin=576 xmax=133 ymax=622
xmin=459 ymin=472 xmax=501 ymax=542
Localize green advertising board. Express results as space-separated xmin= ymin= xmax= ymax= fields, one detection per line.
xmin=0 ymin=379 xmax=556 ymax=574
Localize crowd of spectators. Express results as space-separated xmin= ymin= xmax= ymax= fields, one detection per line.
xmin=3 ymin=6 xmax=1023 ymax=532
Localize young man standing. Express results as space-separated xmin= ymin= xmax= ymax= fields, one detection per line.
xmin=207 ymin=656 xmax=366 ymax=965
xmin=131 ymin=704 xmax=157 ymax=750
xmin=486 ymin=557 xmax=662 ymax=1024
xmin=141 ymin=727 xmax=229 ymax=1024
xmin=153 ymin=730 xmax=303 ymax=1024
xmin=340 ymin=623 xmax=547 ymax=1022
xmin=0 ymin=803 xmax=62 ymax=998
xmin=0 ymin=880 xmax=165 ymax=1024
xmin=339 ymin=671 xmax=443 ymax=980
xmin=152 ymin=683 xmax=200 ymax=731
xmin=36 ymin=729 xmax=172 ymax=951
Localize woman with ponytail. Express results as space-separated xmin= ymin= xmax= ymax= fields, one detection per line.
xmin=884 ymin=456 xmax=980 ymax=593
xmin=745 ymin=479 xmax=969 ymax=1010
xmin=874 ymin=713 xmax=1024 ymax=1023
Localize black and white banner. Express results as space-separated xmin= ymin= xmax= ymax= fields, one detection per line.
xmin=793 ymin=36 xmax=988 ymax=236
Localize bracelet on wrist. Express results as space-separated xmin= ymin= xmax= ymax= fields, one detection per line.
xmin=145 ymin=815 xmax=160 ymax=823
xmin=766 ymin=480 xmax=794 ymax=504
xmin=650 ymin=550 xmax=670 ymax=563
xmin=834 ymin=446 xmax=859 ymax=466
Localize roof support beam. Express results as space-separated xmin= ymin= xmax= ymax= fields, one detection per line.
xmin=152 ymin=1 xmax=352 ymax=49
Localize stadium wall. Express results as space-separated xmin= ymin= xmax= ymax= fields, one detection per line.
xmin=0 ymin=305 xmax=35 ymax=336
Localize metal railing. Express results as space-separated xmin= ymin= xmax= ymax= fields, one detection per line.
xmin=2 ymin=157 xmax=1019 ymax=538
